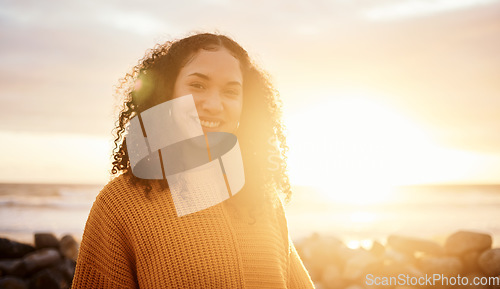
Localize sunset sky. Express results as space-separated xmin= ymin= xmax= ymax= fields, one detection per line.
xmin=1 ymin=0 xmax=499 ymax=186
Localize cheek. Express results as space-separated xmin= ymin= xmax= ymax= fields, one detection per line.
xmin=228 ymin=100 xmax=243 ymax=122
xmin=172 ymin=87 xmax=182 ymax=99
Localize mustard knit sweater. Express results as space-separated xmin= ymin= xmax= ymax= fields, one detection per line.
xmin=72 ymin=175 xmax=314 ymax=288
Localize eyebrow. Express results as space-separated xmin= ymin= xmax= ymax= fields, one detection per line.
xmin=187 ymin=72 xmax=242 ymax=87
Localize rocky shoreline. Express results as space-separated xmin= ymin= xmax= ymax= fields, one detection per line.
xmin=0 ymin=233 xmax=78 ymax=289
xmin=296 ymin=230 xmax=500 ymax=289
xmin=1 ymin=230 xmax=499 ymax=288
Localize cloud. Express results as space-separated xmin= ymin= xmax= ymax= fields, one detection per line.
xmin=94 ymin=5 xmax=177 ymax=36
xmin=364 ymin=0 xmax=500 ymax=21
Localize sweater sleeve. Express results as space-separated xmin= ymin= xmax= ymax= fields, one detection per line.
xmin=288 ymin=237 xmax=315 ymax=289
xmin=72 ymin=192 xmax=137 ymax=289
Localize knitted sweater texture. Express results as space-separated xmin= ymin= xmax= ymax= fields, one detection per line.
xmin=72 ymin=175 xmax=314 ymax=288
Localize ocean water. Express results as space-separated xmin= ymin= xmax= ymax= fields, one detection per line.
xmin=0 ymin=183 xmax=100 ymax=243
xmin=287 ymin=184 xmax=500 ymax=247
xmin=1 ymin=182 xmax=500 ymax=247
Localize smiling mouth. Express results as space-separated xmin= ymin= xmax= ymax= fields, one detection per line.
xmin=191 ymin=115 xmax=223 ymax=129
xmin=200 ymin=119 xmax=221 ymax=128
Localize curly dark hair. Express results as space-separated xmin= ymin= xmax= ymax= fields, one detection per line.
xmin=111 ymin=32 xmax=291 ymax=203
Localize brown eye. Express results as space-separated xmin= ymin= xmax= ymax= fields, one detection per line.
xmin=190 ymin=83 xmax=205 ymax=89
xmin=225 ymin=89 xmax=241 ymax=98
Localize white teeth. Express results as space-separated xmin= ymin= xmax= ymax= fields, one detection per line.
xmin=200 ymin=120 xmax=220 ymax=128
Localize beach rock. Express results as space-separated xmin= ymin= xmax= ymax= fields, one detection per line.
xmin=444 ymin=231 xmax=492 ymax=256
xmin=59 ymin=235 xmax=78 ymax=261
xmin=34 ymin=233 xmax=59 ymax=250
xmin=0 ymin=259 xmax=26 ymax=277
xmin=0 ymin=238 xmax=35 ymax=259
xmin=343 ymin=285 xmax=364 ymax=289
xmin=373 ymin=261 xmax=423 ymax=281
xmin=387 ymin=235 xmax=443 ymax=255
xmin=56 ymin=258 xmax=76 ymax=282
xmin=28 ymin=266 xmax=70 ymax=289
xmin=370 ymin=241 xmax=385 ymax=257
xmin=337 ymin=247 xmax=371 ymax=264
xmin=478 ymin=248 xmax=500 ymax=276
xmin=342 ymin=250 xmax=380 ymax=281
xmin=23 ymin=248 xmax=61 ymax=273
xmin=384 ymin=249 xmax=415 ymax=265
xmin=419 ymin=255 xmax=463 ymax=275
xmin=406 ymin=264 xmax=424 ymax=278
xmin=0 ymin=276 xmax=27 ymax=289
xmin=321 ymin=264 xmax=344 ymax=289
xmin=300 ymin=234 xmax=344 ymax=274
xmin=300 ymin=234 xmax=343 ymax=261
xmin=399 ymin=264 xmax=424 ymax=279
xmin=374 ymin=261 xmax=405 ymax=277
xmin=462 ymin=250 xmax=481 ymax=272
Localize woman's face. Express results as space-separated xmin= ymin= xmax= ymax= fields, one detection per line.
xmin=172 ymin=47 xmax=243 ymax=134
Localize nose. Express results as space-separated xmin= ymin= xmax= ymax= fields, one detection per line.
xmin=201 ymin=91 xmax=223 ymax=114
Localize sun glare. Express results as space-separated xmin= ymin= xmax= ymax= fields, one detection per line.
xmin=349 ymin=211 xmax=376 ymax=223
xmin=346 ymin=239 xmax=373 ymax=250
xmin=285 ymin=89 xmax=485 ymax=205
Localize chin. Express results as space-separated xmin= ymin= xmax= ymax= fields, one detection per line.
xmin=202 ymin=127 xmax=233 ymax=134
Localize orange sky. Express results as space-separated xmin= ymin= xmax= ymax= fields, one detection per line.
xmin=0 ymin=0 xmax=499 ymax=184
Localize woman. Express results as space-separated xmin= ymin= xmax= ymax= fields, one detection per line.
xmin=72 ymin=33 xmax=314 ymax=288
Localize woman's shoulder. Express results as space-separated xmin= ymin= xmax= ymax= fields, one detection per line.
xmin=93 ymin=174 xmax=149 ymax=211
xmin=98 ymin=174 xmax=135 ymax=199
xmin=100 ymin=173 xmax=134 ymax=191
xmin=94 ymin=174 xmax=178 ymax=218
